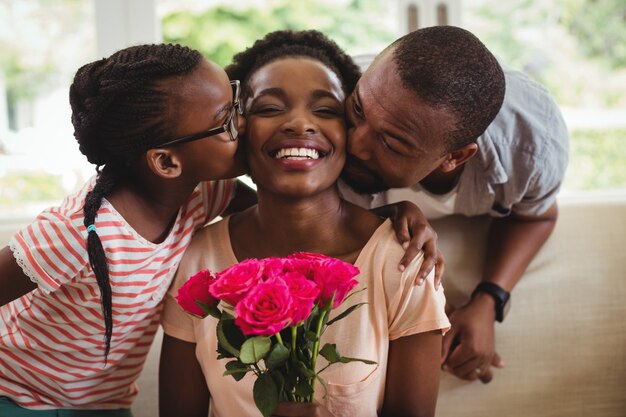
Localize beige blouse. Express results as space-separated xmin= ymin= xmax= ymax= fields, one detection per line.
xmin=162 ymin=217 xmax=449 ymax=417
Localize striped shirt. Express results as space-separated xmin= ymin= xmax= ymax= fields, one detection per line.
xmin=2 ymin=176 xmax=235 ymax=410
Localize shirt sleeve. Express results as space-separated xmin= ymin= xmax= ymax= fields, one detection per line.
xmin=8 ymin=211 xmax=88 ymax=294
xmin=383 ymin=241 xmax=450 ymax=340
xmin=199 ymin=179 xmax=237 ymax=224
xmin=511 ymin=85 xmax=570 ymax=216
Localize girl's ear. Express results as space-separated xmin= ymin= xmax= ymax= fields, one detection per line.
xmin=145 ymin=148 xmax=183 ymax=179
xmin=439 ymin=143 xmax=478 ymax=173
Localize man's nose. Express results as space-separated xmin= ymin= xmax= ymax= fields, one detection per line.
xmin=347 ymin=125 xmax=372 ymax=161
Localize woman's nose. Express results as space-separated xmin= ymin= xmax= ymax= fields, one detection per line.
xmin=281 ymin=114 xmax=317 ymax=136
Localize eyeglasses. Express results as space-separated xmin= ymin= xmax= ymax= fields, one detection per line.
xmin=159 ymin=80 xmax=242 ymax=147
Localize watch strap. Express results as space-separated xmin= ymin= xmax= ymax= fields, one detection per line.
xmin=472 ymin=282 xmax=510 ymax=322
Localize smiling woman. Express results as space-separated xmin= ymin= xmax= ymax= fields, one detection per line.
xmin=244 ymin=57 xmax=347 ymax=198
xmin=158 ymin=30 xmax=449 ymax=417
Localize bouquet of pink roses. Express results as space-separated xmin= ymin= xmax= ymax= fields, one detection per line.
xmin=176 ymin=252 xmax=376 ymax=417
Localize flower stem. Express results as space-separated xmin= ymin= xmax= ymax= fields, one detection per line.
xmin=278 ymin=329 xmax=297 ymax=402
xmin=309 ymin=307 xmax=329 ymax=402
xmin=275 ymin=332 xmax=285 ymax=346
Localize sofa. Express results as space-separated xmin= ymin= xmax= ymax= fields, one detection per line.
xmin=2 ymin=192 xmax=625 ymax=417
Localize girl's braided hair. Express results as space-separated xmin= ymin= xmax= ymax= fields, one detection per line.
xmin=69 ymin=43 xmax=202 ymax=362
xmin=226 ymin=30 xmax=361 ymax=101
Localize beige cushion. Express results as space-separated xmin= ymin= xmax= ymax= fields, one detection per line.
xmin=3 ymin=196 xmax=625 ymax=417
xmin=434 ymin=197 xmax=626 ymax=417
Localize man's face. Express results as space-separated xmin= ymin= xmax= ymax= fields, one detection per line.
xmin=342 ymin=48 xmax=458 ymax=194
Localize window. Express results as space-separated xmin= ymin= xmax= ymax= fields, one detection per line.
xmin=1 ymin=0 xmax=624 ymax=225
xmin=0 ymin=0 xmax=97 ymax=219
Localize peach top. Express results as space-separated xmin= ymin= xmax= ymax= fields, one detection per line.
xmin=162 ymin=217 xmax=449 ymax=417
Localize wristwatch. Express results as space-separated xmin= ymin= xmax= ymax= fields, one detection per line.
xmin=471 ymin=282 xmax=511 ymax=322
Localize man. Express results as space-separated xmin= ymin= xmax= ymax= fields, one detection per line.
xmin=339 ymin=25 xmax=569 ymax=383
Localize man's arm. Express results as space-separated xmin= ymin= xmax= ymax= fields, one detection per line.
xmin=372 ymin=201 xmax=443 ymax=287
xmin=442 ymin=202 xmax=558 ymax=382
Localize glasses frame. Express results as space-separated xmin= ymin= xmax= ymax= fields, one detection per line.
xmin=159 ymin=80 xmax=242 ymax=147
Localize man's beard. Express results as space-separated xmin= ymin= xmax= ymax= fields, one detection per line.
xmin=340 ymin=156 xmax=390 ymax=195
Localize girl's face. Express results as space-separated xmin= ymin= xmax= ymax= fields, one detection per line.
xmin=173 ymin=58 xmax=246 ymax=181
xmin=245 ymin=57 xmax=346 ymax=197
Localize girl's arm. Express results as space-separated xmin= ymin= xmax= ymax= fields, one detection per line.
xmin=159 ymin=333 xmax=210 ymax=417
xmin=0 ymin=246 xmax=36 ymax=306
xmin=382 ymin=330 xmax=442 ymax=417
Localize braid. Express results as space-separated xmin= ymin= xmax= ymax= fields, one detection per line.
xmin=83 ymin=166 xmax=118 ymax=362
xmin=226 ymin=30 xmax=361 ymax=100
xmin=70 ymin=43 xmax=202 ymax=361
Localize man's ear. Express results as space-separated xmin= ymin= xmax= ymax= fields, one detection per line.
xmin=439 ymin=143 xmax=478 ymax=173
xmin=145 ymin=148 xmax=183 ymax=179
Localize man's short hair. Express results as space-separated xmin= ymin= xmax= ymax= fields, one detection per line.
xmin=392 ymin=26 xmax=505 ymax=151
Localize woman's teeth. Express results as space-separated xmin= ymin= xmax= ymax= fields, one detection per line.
xmin=273 ymin=147 xmax=320 ymax=160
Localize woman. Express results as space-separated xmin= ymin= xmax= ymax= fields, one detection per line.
xmin=159 ymin=30 xmax=449 ymax=417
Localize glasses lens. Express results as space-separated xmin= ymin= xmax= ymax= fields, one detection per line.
xmin=231 ymin=81 xmax=243 ymax=115
xmin=228 ymin=108 xmax=238 ymax=141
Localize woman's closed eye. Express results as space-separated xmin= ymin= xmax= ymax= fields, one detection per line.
xmin=250 ymin=105 xmax=284 ymax=116
xmin=314 ymin=106 xmax=343 ymax=117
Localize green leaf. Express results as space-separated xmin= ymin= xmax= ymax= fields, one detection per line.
xmin=240 ymin=336 xmax=272 ymax=364
xmin=271 ymin=370 xmax=286 ymax=395
xmin=294 ymin=360 xmax=315 ymax=378
xmin=326 ymin=302 xmax=367 ymax=326
xmin=340 ymin=356 xmax=377 ymax=365
xmin=253 ymin=372 xmax=279 ymax=417
xmin=319 ymin=343 xmax=341 ymax=364
xmin=217 ymin=320 xmax=242 ymax=357
xmin=294 ymin=378 xmax=314 ymax=398
xmin=224 ymin=360 xmax=250 ymax=381
xmin=343 ymin=287 xmax=367 ymax=302
xmin=196 ymin=300 xmax=221 ymax=319
xmin=305 ymin=330 xmax=319 ymax=342
xmin=265 ymin=343 xmax=290 ymax=369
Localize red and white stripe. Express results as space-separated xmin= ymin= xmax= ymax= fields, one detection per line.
xmin=1 ymin=177 xmax=235 ymax=410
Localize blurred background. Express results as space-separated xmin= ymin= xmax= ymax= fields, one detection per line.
xmin=1 ymin=0 xmax=625 ymax=221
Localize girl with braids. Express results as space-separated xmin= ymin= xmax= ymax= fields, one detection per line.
xmin=160 ymin=30 xmax=449 ymax=417
xmin=0 ymin=43 xmax=252 ymax=416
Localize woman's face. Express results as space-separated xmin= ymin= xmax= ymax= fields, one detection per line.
xmin=173 ymin=58 xmax=247 ymax=181
xmin=245 ymin=57 xmax=346 ymax=198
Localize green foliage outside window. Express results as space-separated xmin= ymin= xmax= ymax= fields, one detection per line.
xmin=161 ymin=0 xmax=396 ymax=68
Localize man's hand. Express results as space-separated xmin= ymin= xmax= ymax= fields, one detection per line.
xmin=272 ymin=401 xmax=335 ymax=417
xmin=373 ymin=201 xmax=444 ymax=287
xmin=441 ymin=295 xmax=505 ymax=383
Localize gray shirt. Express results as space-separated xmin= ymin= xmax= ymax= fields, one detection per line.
xmin=340 ymin=66 xmax=570 ymax=218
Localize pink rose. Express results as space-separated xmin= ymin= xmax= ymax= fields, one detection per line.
xmin=234 ymin=276 xmax=293 ymax=336
xmin=210 ymin=258 xmax=265 ymax=306
xmin=285 ymin=252 xmax=328 ymax=280
xmin=312 ymin=258 xmax=360 ymax=308
xmin=261 ymin=257 xmax=289 ymax=280
xmin=283 ymin=271 xmax=320 ymax=323
xmin=176 ymin=270 xmax=218 ymax=317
